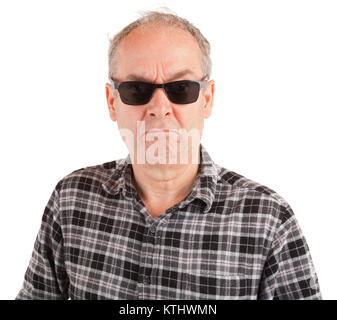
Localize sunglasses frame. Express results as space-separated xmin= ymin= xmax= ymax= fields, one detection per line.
xmin=109 ymin=78 xmax=206 ymax=105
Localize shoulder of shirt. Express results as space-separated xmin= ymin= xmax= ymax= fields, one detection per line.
xmin=52 ymin=158 xmax=295 ymax=223
xmin=53 ymin=158 xmax=126 ymax=192
xmin=213 ymin=163 xmax=295 ymax=221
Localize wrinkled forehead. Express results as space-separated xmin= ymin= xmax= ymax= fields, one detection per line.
xmin=114 ymin=24 xmax=204 ymax=82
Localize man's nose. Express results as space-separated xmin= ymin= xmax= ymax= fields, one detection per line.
xmin=146 ymin=88 xmax=173 ymax=118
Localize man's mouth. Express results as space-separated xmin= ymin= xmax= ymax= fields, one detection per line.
xmin=143 ymin=128 xmax=180 ymax=137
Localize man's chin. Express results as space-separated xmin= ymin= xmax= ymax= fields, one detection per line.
xmin=129 ymin=146 xmax=199 ymax=166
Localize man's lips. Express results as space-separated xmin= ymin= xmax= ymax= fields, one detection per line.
xmin=142 ymin=128 xmax=180 ymax=137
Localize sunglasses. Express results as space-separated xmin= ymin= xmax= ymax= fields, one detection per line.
xmin=110 ymin=78 xmax=206 ymax=105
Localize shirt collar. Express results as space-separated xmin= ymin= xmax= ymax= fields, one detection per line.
xmin=102 ymin=143 xmax=219 ymax=213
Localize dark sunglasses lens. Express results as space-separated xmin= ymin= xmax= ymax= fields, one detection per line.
xmin=165 ymin=81 xmax=200 ymax=104
xmin=118 ymin=82 xmax=154 ymax=105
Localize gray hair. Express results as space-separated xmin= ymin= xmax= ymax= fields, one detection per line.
xmin=108 ymin=10 xmax=212 ymax=81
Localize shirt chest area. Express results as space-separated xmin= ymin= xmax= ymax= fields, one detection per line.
xmin=62 ymin=205 xmax=266 ymax=299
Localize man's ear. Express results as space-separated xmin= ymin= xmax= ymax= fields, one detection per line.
xmin=105 ymin=83 xmax=117 ymax=121
xmin=203 ymin=80 xmax=215 ymax=119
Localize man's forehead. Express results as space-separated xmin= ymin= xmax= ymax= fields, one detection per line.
xmin=114 ymin=25 xmax=203 ymax=82
xmin=123 ymin=69 xmax=200 ymax=82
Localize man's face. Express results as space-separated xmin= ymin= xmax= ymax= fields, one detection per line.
xmin=105 ymin=24 xmax=214 ymax=164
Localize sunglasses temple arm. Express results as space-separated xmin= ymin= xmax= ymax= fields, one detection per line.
xmin=109 ymin=79 xmax=120 ymax=90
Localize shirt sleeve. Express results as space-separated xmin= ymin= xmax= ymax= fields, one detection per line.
xmin=258 ymin=205 xmax=322 ymax=300
xmin=16 ymin=182 xmax=69 ymax=300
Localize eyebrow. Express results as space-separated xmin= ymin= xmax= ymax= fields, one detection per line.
xmin=124 ymin=69 xmax=198 ymax=82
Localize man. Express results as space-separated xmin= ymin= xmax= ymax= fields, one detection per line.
xmin=16 ymin=11 xmax=321 ymax=300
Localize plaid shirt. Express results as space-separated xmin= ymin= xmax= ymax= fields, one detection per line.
xmin=16 ymin=144 xmax=321 ymax=300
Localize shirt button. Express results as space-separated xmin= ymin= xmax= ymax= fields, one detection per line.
xmin=143 ymin=276 xmax=151 ymax=285
xmin=150 ymin=225 xmax=156 ymax=235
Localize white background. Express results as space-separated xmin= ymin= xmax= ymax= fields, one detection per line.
xmin=0 ymin=0 xmax=336 ymax=300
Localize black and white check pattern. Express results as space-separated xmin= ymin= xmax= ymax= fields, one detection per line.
xmin=16 ymin=144 xmax=322 ymax=299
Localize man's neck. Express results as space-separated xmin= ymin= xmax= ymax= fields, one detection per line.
xmin=131 ymin=162 xmax=199 ymax=218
